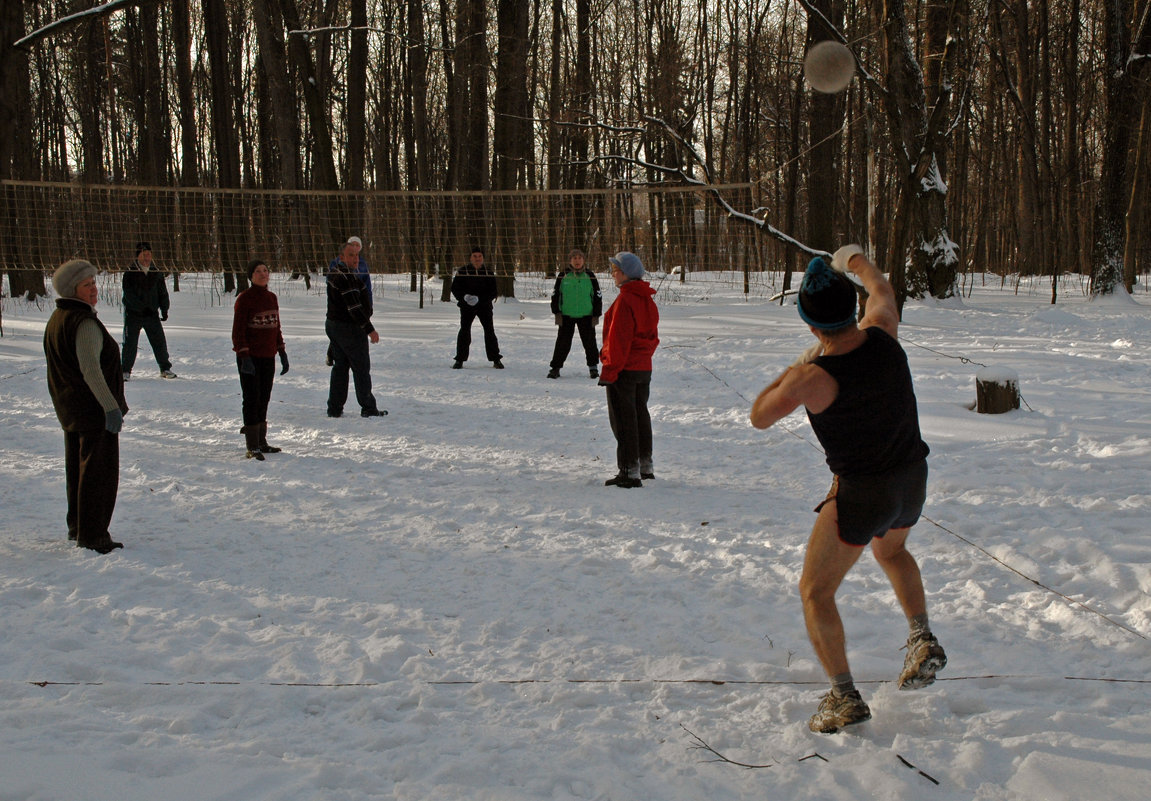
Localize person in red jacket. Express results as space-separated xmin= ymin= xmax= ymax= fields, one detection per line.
xmin=598 ymin=251 xmax=659 ymax=488
xmin=232 ymin=259 xmax=289 ymax=460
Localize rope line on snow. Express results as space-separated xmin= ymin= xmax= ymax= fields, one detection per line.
xmin=19 ymin=674 xmax=1151 ymax=689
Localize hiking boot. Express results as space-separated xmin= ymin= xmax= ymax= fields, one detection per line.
xmin=808 ymin=689 xmax=871 ymax=733
xmin=898 ymin=632 xmax=947 ymax=690
xmin=242 ymin=425 xmax=265 ymax=461
xmin=452 ymin=360 xmax=463 ymax=369
xmin=160 ymin=369 xmax=178 ymax=379
xmin=605 ymin=473 xmax=642 ymax=489
xmin=547 ymin=367 xmax=560 ymax=379
xmin=589 ymin=367 xmax=599 ymax=379
xmin=493 ymin=359 xmax=504 ymax=369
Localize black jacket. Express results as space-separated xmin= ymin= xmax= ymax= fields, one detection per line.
xmin=451 ymin=264 xmax=498 ymax=308
xmin=122 ymin=262 xmax=170 ymax=317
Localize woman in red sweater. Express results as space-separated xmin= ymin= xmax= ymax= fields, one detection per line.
xmin=232 ymin=259 xmax=289 ymax=460
xmin=598 ymin=251 xmax=659 ymax=488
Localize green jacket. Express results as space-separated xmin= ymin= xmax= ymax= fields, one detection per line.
xmin=550 ymin=269 xmax=602 ymax=319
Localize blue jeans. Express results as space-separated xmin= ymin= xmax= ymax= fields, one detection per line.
xmin=121 ymin=311 xmax=171 ymax=373
xmin=325 ymin=319 xmax=378 ymax=415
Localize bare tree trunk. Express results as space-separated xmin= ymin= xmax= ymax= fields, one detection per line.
xmin=493 ymin=0 xmax=531 ymax=190
xmin=203 ymin=0 xmax=243 ymax=290
xmin=805 ymin=0 xmax=844 ymax=252
xmin=1090 ymin=0 xmax=1138 ymax=295
xmin=346 ymin=0 xmax=368 ymax=191
xmin=172 ymin=0 xmax=198 ymax=186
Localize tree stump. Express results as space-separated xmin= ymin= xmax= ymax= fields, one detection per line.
xmin=976 ymin=367 xmax=1020 ymax=414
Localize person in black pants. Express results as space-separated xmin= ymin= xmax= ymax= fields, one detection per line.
xmin=232 ymin=259 xmax=290 ymax=459
xmin=120 ymin=241 xmax=177 ymax=379
xmin=548 ymin=248 xmax=602 ymax=379
xmin=44 ymin=260 xmax=130 ymax=554
xmin=326 ymin=243 xmax=385 ymax=418
xmin=450 ymin=247 xmax=502 ymax=369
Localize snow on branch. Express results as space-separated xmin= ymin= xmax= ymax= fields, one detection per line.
xmin=14 ymin=0 xmax=144 ymax=50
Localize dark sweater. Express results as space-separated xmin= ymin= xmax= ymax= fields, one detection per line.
xmin=232 ymin=285 xmax=286 ymax=358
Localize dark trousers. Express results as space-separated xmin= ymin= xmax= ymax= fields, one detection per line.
xmin=326 ymin=318 xmax=378 ymax=415
xmin=121 ymin=311 xmax=171 ymax=373
xmin=550 ymin=315 xmax=599 ymax=369
xmin=605 ymin=370 xmax=652 ymax=476
xmin=238 ymin=355 xmax=276 ymax=426
xmin=64 ymin=428 xmax=120 ymax=549
xmin=455 ymin=304 xmax=501 ymax=362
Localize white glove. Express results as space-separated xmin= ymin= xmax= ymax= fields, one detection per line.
xmin=790 ymin=341 xmax=823 ymax=367
xmin=831 ymin=244 xmax=865 ymax=273
xmin=464 ymin=294 xmax=479 ymax=306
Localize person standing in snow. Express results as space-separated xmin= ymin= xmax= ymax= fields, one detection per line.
xmin=232 ymin=259 xmax=289 ymax=460
xmin=44 ymin=260 xmax=130 ymax=554
xmin=326 ymin=242 xmax=385 ymax=418
xmin=325 ymin=236 xmax=373 ymax=366
xmin=749 ymin=246 xmax=945 ymax=734
xmin=450 ymin=247 xmax=503 ymax=369
xmin=120 ymin=241 xmax=177 ymax=379
xmin=547 ymin=248 xmax=602 ymax=380
xmin=598 ymin=251 xmax=659 ymax=488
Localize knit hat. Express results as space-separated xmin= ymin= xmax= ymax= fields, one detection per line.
xmin=53 ymin=259 xmax=97 ymax=298
xmin=135 ymin=241 xmax=151 ymax=255
xmin=246 ymin=259 xmax=266 ymax=280
xmin=609 ymin=251 xmax=645 ymax=280
xmin=797 ymin=257 xmax=857 ymax=330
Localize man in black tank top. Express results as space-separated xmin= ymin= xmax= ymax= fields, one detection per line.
xmin=750 ymin=247 xmax=946 ymax=734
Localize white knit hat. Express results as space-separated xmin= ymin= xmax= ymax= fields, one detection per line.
xmin=52 ymin=259 xmax=97 ymax=298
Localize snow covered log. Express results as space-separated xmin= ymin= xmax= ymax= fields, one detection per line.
xmin=976 ymin=367 xmax=1020 ymax=414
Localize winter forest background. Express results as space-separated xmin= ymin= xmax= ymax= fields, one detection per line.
xmin=0 ymin=1 xmax=1148 ymax=302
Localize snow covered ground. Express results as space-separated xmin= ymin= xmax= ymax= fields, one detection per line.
xmin=1 ymin=268 xmax=1149 ymax=801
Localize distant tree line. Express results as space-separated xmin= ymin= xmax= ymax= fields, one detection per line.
xmin=0 ymin=0 xmax=1147 ymax=305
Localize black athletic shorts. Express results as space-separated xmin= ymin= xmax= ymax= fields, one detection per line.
xmin=814 ymin=459 xmax=928 ymax=547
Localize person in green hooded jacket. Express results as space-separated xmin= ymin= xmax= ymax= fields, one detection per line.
xmin=547 ymin=248 xmax=603 ymax=379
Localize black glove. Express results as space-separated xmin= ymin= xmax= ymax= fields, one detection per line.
xmin=160 ymin=310 xmax=169 ymax=321
xmin=598 ymin=378 xmax=612 ymax=387
xmin=240 ymin=356 xmax=255 ymax=375
xmin=278 ymin=351 xmax=289 ymax=375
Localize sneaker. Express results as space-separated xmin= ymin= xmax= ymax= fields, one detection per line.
xmin=604 ymin=473 xmax=642 ymax=489
xmin=808 ymin=689 xmax=871 ymax=733
xmin=361 ymin=409 xmax=388 ymax=418
xmin=493 ymin=359 xmax=504 ymax=369
xmin=547 ymin=368 xmax=560 ymax=379
xmin=160 ymin=369 xmax=178 ymax=379
xmin=898 ymin=632 xmax=947 ymax=690
xmin=589 ymin=367 xmax=599 ymax=379
xmin=452 ymin=360 xmax=463 ymax=369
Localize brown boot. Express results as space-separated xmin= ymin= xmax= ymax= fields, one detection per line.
xmin=258 ymin=422 xmax=281 ymax=454
xmin=242 ymin=425 xmax=265 ymax=460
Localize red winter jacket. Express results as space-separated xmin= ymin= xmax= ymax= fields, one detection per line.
xmin=599 ymin=279 xmax=659 ymax=383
